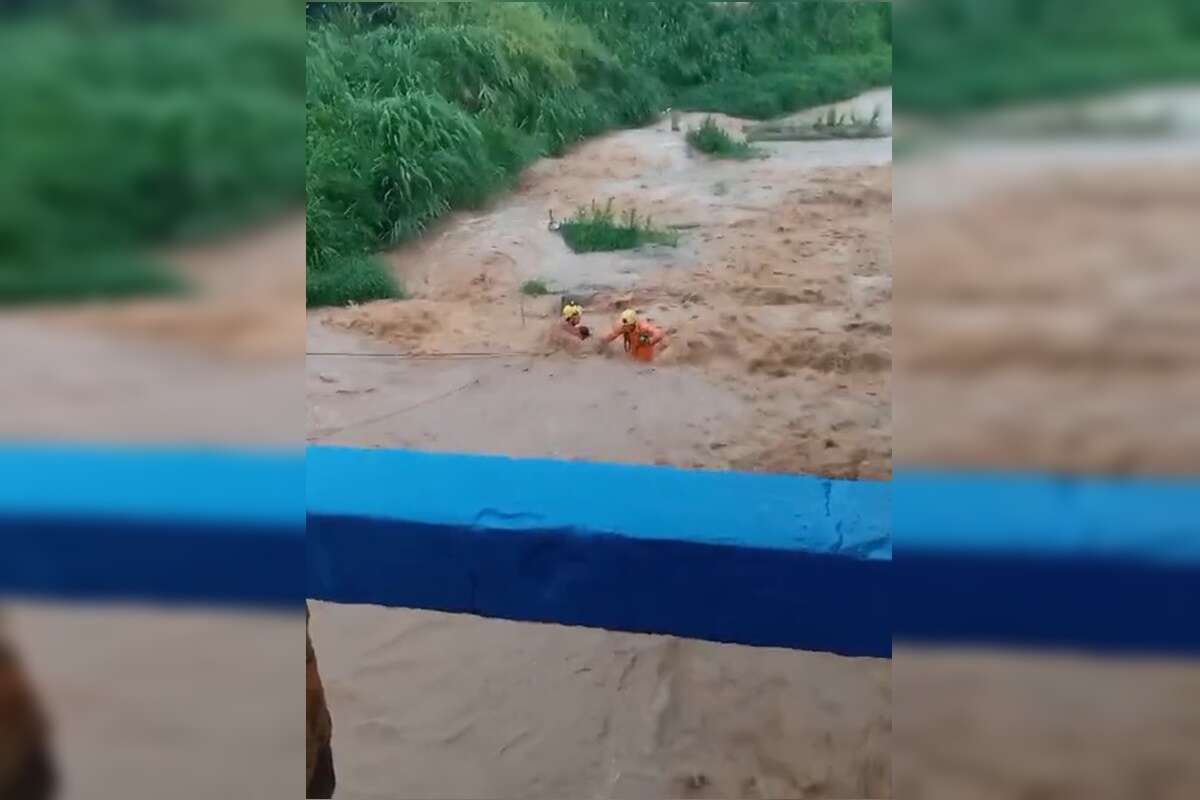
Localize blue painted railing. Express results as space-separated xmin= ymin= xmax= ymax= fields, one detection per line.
xmin=0 ymin=444 xmax=303 ymax=607
xmin=307 ymin=446 xmax=892 ymax=658
xmin=894 ymin=469 xmax=1200 ymax=655
xmin=6 ymin=443 xmax=1194 ymax=657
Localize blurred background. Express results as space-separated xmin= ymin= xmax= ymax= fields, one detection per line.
xmin=5 ymin=0 xmax=1200 ymax=796
xmin=893 ymin=1 xmax=1200 ymax=798
xmin=2 ymin=0 xmax=302 ymax=441
xmin=0 ymin=0 xmax=303 ymax=797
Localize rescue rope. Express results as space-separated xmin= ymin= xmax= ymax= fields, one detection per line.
xmin=307 ymin=350 xmax=549 ymax=359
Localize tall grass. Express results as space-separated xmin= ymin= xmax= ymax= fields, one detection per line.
xmin=1 ymin=22 xmax=302 ymax=304
xmin=307 ymin=1 xmax=892 ymax=305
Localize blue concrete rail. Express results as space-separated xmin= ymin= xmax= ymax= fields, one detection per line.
xmin=307 ymin=446 xmax=892 ymax=658
xmin=895 ymin=469 xmax=1200 ymax=655
xmin=7 ymin=443 xmax=1189 ymax=656
xmin=0 ymin=444 xmax=304 ymax=607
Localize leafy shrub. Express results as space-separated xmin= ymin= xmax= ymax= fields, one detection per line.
xmin=520 ymin=278 xmax=550 ymax=296
xmin=306 ymin=255 xmax=402 ymax=307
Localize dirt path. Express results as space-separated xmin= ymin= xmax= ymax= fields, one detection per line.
xmin=309 ymin=93 xmax=892 ymax=478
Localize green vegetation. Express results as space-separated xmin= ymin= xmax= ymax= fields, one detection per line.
xmin=1 ymin=20 xmax=302 ymax=305
xmin=686 ymin=116 xmax=759 ymax=159
xmin=746 ymin=104 xmax=888 ymax=142
xmin=520 ymin=279 xmax=550 ymax=296
xmin=674 ymin=52 xmax=891 ymax=119
xmin=558 ymin=200 xmax=677 ymax=253
xmin=896 ymin=0 xmax=1200 ymax=115
xmin=558 ymin=2 xmax=890 ymax=119
xmin=0 ymin=253 xmax=186 ymax=306
xmin=306 ymin=2 xmax=664 ymax=305
xmin=307 ymin=1 xmax=891 ymax=305
xmin=306 ymin=255 xmax=401 ymax=308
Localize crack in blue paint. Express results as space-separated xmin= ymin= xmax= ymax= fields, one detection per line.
xmin=474 ymin=508 xmax=546 ymax=529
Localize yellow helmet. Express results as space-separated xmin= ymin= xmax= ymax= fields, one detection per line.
xmin=562 ymin=303 xmax=582 ymax=320
xmin=620 ymin=308 xmax=637 ymax=326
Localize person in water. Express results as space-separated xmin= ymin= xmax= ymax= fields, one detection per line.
xmin=550 ymin=303 xmax=591 ymax=352
xmin=559 ymin=303 xmax=590 ymax=341
xmin=599 ymin=308 xmax=665 ymax=362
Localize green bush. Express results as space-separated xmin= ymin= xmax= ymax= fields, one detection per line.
xmin=0 ymin=254 xmax=185 ymax=306
xmin=520 ymin=278 xmax=550 ymax=296
xmin=306 ymin=255 xmax=402 ymax=307
xmin=686 ymin=117 xmax=758 ymax=159
xmin=558 ymin=199 xmax=678 ymax=253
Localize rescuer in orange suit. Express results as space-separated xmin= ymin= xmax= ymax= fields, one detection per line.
xmin=599 ymin=308 xmax=665 ymax=362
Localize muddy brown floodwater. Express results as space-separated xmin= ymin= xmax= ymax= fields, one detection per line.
xmin=308 ymin=94 xmax=892 ymax=480
xmin=306 ymin=90 xmax=893 ymax=800
xmin=308 ymin=601 xmax=891 ymax=800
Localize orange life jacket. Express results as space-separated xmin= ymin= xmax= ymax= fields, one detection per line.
xmin=621 ymin=321 xmax=661 ymax=362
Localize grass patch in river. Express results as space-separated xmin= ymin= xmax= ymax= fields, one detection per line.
xmin=746 ymin=104 xmax=888 ymax=141
xmin=520 ymin=278 xmax=550 ymax=296
xmin=687 ymin=117 xmax=762 ymax=159
xmin=558 ymin=200 xmax=679 ymax=253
